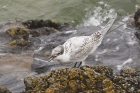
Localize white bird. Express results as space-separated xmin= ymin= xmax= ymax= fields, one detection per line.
xmin=48 ymin=13 xmax=117 ymax=67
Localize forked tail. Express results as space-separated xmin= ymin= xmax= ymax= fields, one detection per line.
xmin=91 ymin=13 xmax=117 ymax=38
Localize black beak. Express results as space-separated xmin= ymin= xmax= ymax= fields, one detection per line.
xmin=48 ymin=55 xmax=56 ymax=62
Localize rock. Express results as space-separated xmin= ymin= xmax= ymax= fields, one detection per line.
xmin=134 ymin=6 xmax=140 ymax=29
xmin=135 ymin=31 xmax=140 ymax=40
xmin=6 ymin=27 xmax=29 ymax=39
xmin=129 ymin=6 xmax=140 ymax=40
xmin=23 ymin=19 xmax=70 ymax=31
xmin=113 ymin=68 xmax=140 ymax=93
xmin=0 ymin=86 xmax=11 ymax=93
xmin=23 ymin=66 xmax=138 ymax=93
xmin=4 ymin=19 xmax=71 ymax=48
xmin=29 ymin=27 xmax=59 ymax=37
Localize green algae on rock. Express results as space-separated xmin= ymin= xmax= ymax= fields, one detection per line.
xmin=0 ymin=86 xmax=12 ymax=93
xmin=8 ymin=38 xmax=32 ymax=47
xmin=4 ymin=19 xmax=70 ymax=48
xmin=22 ymin=66 xmax=140 ymax=93
xmin=114 ymin=68 xmax=140 ymax=93
xmin=6 ymin=27 xmax=29 ymax=39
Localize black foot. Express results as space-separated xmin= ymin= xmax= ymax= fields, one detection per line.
xmin=73 ymin=62 xmax=78 ymax=68
xmin=73 ymin=62 xmax=82 ymax=68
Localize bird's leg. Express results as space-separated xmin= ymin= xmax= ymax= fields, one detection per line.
xmin=73 ymin=62 xmax=82 ymax=68
xmin=77 ymin=62 xmax=82 ymax=68
xmin=73 ymin=62 xmax=78 ymax=68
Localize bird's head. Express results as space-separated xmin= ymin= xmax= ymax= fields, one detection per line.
xmin=48 ymin=45 xmax=64 ymax=62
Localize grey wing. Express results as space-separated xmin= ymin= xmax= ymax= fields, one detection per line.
xmin=63 ymin=36 xmax=94 ymax=60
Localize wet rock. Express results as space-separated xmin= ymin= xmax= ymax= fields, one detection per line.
xmin=113 ymin=68 xmax=140 ymax=93
xmin=8 ymin=38 xmax=32 ymax=48
xmin=0 ymin=19 xmax=25 ymax=33
xmin=134 ymin=6 xmax=140 ymax=29
xmin=3 ymin=19 xmax=71 ymax=48
xmin=23 ymin=19 xmax=70 ymax=31
xmin=23 ymin=76 xmax=48 ymax=93
xmin=6 ymin=27 xmax=29 ymax=39
xmin=0 ymin=86 xmax=11 ymax=93
xmin=29 ymin=27 xmax=59 ymax=37
xmin=129 ymin=6 xmax=140 ymax=40
xmin=23 ymin=66 xmax=129 ymax=93
xmin=9 ymin=38 xmax=32 ymax=47
xmin=6 ymin=27 xmax=31 ymax=48
xmin=135 ymin=31 xmax=140 ymax=40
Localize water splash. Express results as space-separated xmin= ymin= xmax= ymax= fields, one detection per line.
xmin=83 ymin=1 xmax=115 ymax=26
xmin=116 ymin=58 xmax=133 ymax=71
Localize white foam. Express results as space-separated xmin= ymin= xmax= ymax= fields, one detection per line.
xmin=34 ymin=57 xmax=48 ymax=63
xmin=84 ymin=17 xmax=100 ymax=26
xmin=0 ymin=53 xmax=5 ymax=56
xmin=116 ymin=58 xmax=133 ymax=70
xmin=135 ymin=5 xmax=139 ymax=10
xmin=98 ymin=1 xmax=104 ymax=5
xmin=127 ymin=40 xmax=138 ymax=46
xmin=83 ymin=1 xmax=115 ymax=26
xmin=34 ymin=46 xmax=44 ymax=53
xmin=105 ymin=38 xmax=110 ymax=43
xmin=97 ymin=49 xmax=107 ymax=54
xmin=2 ymin=6 xmax=6 ymax=8
xmin=113 ymin=39 xmax=118 ymax=42
xmin=122 ymin=16 xmax=129 ymax=22
xmin=95 ymin=55 xmax=99 ymax=61
xmin=123 ymin=24 xmax=127 ymax=29
xmin=64 ymin=30 xmax=77 ymax=34
xmin=113 ymin=46 xmax=120 ymax=52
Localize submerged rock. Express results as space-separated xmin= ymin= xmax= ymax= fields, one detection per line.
xmin=0 ymin=86 xmax=11 ymax=93
xmin=22 ymin=66 xmax=140 ymax=93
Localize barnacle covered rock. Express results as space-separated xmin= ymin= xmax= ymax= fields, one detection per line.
xmin=113 ymin=68 xmax=140 ymax=93
xmin=23 ymin=76 xmax=48 ymax=93
xmin=23 ymin=66 xmax=127 ymax=93
xmin=90 ymin=66 xmax=113 ymax=79
xmin=0 ymin=86 xmax=11 ymax=93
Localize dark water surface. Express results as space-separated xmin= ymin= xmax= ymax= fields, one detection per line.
xmin=0 ymin=0 xmax=140 ymax=93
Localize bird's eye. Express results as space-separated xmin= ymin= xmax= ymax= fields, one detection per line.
xmin=57 ymin=53 xmax=61 ymax=55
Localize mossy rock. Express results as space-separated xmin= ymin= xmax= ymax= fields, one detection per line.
xmin=0 ymin=86 xmax=11 ymax=93
xmin=23 ymin=66 xmax=128 ymax=93
xmin=6 ymin=27 xmax=29 ymax=39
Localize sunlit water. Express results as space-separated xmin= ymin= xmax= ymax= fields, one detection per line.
xmin=0 ymin=0 xmax=140 ymax=93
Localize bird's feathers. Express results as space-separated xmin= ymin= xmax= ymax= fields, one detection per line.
xmin=63 ymin=13 xmax=117 ymax=62
xmin=63 ymin=36 xmax=94 ymax=61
